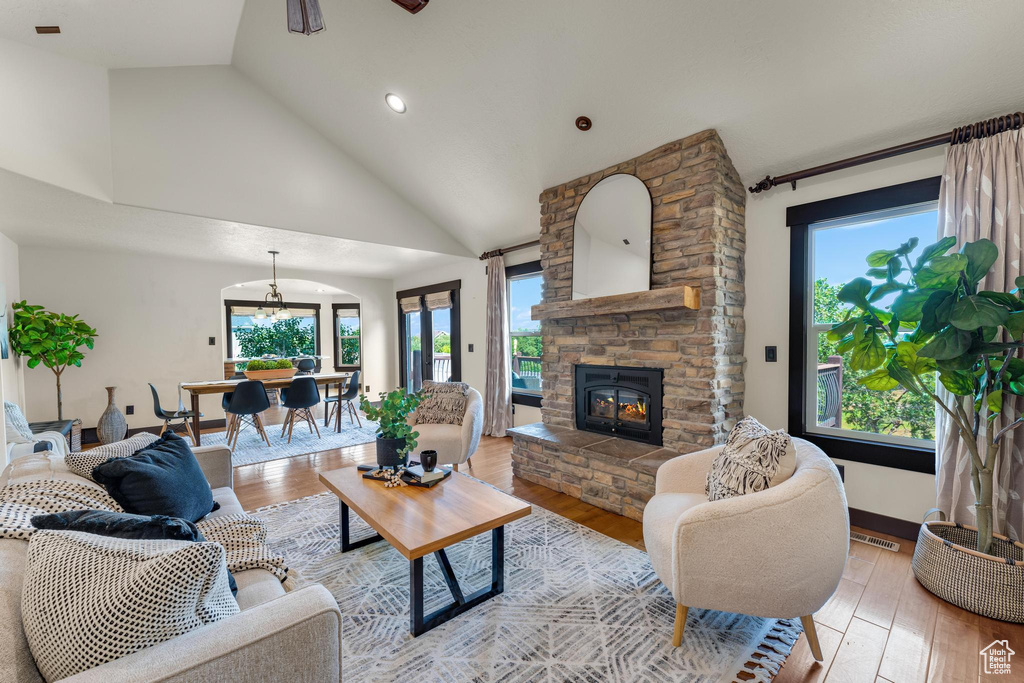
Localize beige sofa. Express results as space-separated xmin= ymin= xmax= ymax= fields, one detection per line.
xmin=643 ymin=437 xmax=849 ymax=659
xmin=0 ymin=446 xmax=341 ymax=682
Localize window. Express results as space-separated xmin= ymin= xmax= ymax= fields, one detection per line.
xmin=788 ymin=177 xmax=941 ymax=474
xmin=507 ymin=261 xmax=543 ymax=406
xmin=333 ymin=304 xmax=361 ymax=370
xmin=397 ymin=280 xmax=461 ymax=391
xmin=225 ymin=300 xmax=320 ymax=366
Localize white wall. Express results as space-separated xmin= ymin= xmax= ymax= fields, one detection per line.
xmin=18 ymin=247 xmax=395 ymax=430
xmin=0 ymin=230 xmax=25 ymax=462
xmin=392 ymin=248 xmax=543 ymax=427
xmin=108 ymin=66 xmax=469 ymax=258
xmin=743 ymin=147 xmax=947 ymax=523
xmin=0 ymin=38 xmax=112 ymax=201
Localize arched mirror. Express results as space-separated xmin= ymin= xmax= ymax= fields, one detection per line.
xmin=572 ymin=173 xmax=652 ymax=300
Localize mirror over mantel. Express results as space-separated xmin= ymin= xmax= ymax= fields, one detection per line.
xmin=572 ymin=173 xmax=652 ymax=300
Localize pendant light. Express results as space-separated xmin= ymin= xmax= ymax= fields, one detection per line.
xmin=287 ymin=0 xmax=325 ymax=35
xmin=259 ymin=251 xmax=289 ymax=322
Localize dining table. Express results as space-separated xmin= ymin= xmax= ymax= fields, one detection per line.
xmin=180 ymin=372 xmax=352 ymax=446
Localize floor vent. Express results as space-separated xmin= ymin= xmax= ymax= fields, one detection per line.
xmin=851 ymin=531 xmax=900 ymax=553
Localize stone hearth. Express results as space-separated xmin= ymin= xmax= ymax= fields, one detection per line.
xmin=509 ymin=129 xmax=746 ymax=520
xmin=507 ymin=423 xmax=679 ymax=521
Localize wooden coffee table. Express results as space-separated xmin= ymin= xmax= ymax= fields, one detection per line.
xmin=318 ymin=466 xmax=531 ymax=636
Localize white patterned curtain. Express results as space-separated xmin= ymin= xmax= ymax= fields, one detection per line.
xmin=482 ymin=255 xmax=512 ymax=436
xmin=936 ymin=128 xmax=1024 ymax=540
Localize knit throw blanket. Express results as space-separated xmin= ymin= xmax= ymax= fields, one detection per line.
xmin=415 ymin=380 xmax=470 ymax=425
xmin=0 ymin=480 xmax=294 ymax=588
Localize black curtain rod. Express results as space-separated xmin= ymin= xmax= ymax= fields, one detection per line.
xmin=749 ymin=111 xmax=1024 ymax=194
xmin=478 ymin=239 xmax=541 ymax=261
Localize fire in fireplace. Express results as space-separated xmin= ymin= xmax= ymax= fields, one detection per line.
xmin=575 ymin=364 xmax=663 ymax=445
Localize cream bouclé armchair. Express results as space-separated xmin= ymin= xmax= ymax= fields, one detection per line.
xmin=407 ymin=386 xmax=483 ymax=471
xmin=642 ymin=437 xmax=849 ymax=660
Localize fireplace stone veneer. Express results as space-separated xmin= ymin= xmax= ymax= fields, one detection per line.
xmin=509 ymin=129 xmax=746 ymax=519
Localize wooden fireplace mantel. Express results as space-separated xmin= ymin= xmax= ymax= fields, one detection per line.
xmin=531 ymin=284 xmax=700 ymax=321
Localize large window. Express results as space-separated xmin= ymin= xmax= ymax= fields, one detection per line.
xmin=225 ymin=300 xmax=320 ymax=361
xmin=507 ymin=261 xmax=543 ymax=406
xmin=332 ymin=304 xmax=361 ymax=370
xmin=788 ymin=177 xmax=941 ymax=473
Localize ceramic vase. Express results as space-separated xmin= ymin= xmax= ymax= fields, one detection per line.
xmin=420 ymin=450 xmax=438 ymax=472
xmin=97 ymin=386 xmax=128 ymax=445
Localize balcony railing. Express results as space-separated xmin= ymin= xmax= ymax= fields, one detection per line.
xmin=817 ymin=356 xmax=843 ymax=428
xmin=512 ymin=354 xmax=542 ymax=392
xmin=433 ymin=353 xmax=452 ymax=382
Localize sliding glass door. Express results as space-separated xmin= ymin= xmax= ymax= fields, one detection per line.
xmin=398 ymin=281 xmax=461 ymax=391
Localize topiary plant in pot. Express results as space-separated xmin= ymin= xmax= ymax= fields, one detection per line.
xmin=832 ymin=236 xmax=1024 ymax=621
xmin=360 ymin=389 xmax=423 ymax=468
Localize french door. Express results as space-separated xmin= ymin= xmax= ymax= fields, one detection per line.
xmin=398 ymin=280 xmax=461 ymax=392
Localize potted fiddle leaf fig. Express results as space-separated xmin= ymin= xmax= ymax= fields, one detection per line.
xmin=359 ymin=389 xmax=423 ymax=468
xmin=831 ymin=235 xmax=1024 ymax=622
xmin=8 ymin=302 xmax=97 ymax=420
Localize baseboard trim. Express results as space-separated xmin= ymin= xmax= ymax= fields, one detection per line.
xmin=848 ymin=507 xmax=920 ymax=541
xmin=81 ymin=419 xmax=228 ymax=445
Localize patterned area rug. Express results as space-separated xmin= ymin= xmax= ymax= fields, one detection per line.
xmin=256 ymin=493 xmax=802 ymax=682
xmin=202 ymin=413 xmax=379 ymax=466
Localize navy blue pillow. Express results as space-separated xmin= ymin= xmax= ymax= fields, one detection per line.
xmin=31 ymin=509 xmax=237 ymax=595
xmin=30 ymin=509 xmax=203 ymax=540
xmin=91 ymin=432 xmax=218 ymax=524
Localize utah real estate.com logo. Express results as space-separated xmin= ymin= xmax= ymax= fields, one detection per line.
xmin=980 ymin=639 xmax=1015 ymax=676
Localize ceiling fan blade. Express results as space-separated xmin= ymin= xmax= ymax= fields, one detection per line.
xmin=392 ymin=0 xmax=429 ymax=14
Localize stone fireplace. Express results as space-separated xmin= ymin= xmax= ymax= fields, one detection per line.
xmin=508 ymin=129 xmax=746 ymax=521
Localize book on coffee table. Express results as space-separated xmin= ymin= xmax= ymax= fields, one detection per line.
xmin=407 ymin=464 xmax=448 ymax=483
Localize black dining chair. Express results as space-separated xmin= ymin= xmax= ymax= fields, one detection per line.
xmin=325 ymin=371 xmax=361 ymax=432
xmin=280 ymin=376 xmax=321 ymax=442
xmin=224 ymin=381 xmax=271 ymax=450
xmin=149 ymin=383 xmax=202 ymax=446
xmin=296 ymin=358 xmax=316 ymax=375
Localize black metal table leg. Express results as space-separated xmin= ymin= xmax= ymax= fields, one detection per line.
xmin=408 ymin=525 xmax=506 ymax=636
xmin=339 ymin=500 xmax=384 ymax=553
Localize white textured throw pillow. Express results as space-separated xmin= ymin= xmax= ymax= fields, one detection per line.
xmin=65 ymin=432 xmax=160 ymax=480
xmin=706 ymin=416 xmax=795 ymax=501
xmin=4 ymin=401 xmax=33 ymax=444
xmin=22 ymin=530 xmax=238 ymax=682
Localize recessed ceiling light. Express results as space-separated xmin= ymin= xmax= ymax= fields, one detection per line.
xmin=316 ymin=288 xmax=325 ymax=293
xmin=385 ymin=93 xmax=407 ymax=114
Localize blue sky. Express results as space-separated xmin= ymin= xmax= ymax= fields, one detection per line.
xmin=815 ymin=210 xmax=940 ymax=286
xmin=509 ymin=275 xmax=542 ymax=332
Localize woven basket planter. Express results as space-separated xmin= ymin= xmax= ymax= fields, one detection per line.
xmin=912 ymin=520 xmax=1024 ymax=623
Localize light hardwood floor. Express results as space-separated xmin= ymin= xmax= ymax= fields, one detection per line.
xmin=213 ymin=407 xmax=1016 ymax=682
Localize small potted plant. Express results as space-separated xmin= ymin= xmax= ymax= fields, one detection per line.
xmin=359 ymin=389 xmax=423 ymax=468
xmin=243 ymin=358 xmax=298 ymax=380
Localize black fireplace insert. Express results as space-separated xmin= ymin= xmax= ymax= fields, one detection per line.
xmin=574 ymin=364 xmax=663 ymax=446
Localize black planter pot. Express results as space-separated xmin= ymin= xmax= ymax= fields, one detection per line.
xmin=376 ymin=437 xmax=408 ymax=468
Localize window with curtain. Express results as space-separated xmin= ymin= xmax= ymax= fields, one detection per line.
xmin=788 ymin=178 xmax=941 ymax=473
xmin=506 ymin=261 xmax=543 ymax=405
xmin=225 ymin=300 xmax=320 ymax=363
xmin=332 ymin=303 xmax=361 ymax=370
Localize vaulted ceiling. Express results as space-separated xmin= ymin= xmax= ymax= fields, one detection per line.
xmin=3 ymin=0 xmax=1024 ymax=264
